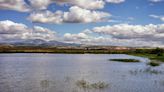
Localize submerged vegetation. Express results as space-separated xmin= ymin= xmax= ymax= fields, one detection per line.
xmin=129 ymin=67 xmax=163 ymax=75
xmin=76 ymin=79 xmax=109 ymax=89
xmin=147 ymin=61 xmax=160 ymax=67
xmin=109 ymin=59 xmax=140 ymax=62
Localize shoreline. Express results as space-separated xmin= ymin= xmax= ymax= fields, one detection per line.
xmin=0 ymin=46 xmax=163 ymax=62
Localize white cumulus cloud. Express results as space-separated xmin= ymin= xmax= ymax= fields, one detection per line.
xmin=63 ymin=24 xmax=164 ymax=47
xmin=0 ymin=0 xmax=125 ymax=12
xmin=0 ymin=0 xmax=31 ymax=12
xmin=0 ymin=20 xmax=57 ymax=41
xmin=63 ymin=6 xmax=111 ymax=23
xmin=29 ymin=0 xmax=125 ymax=10
xmin=92 ymin=24 xmax=158 ymax=39
xmin=28 ymin=10 xmax=63 ymax=24
xmin=28 ymin=6 xmax=111 ymax=24
xmin=29 ymin=0 xmax=105 ymax=10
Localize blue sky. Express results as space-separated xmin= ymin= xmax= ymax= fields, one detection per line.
xmin=0 ymin=0 xmax=164 ymax=47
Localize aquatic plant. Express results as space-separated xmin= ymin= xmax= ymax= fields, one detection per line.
xmin=90 ymin=81 xmax=109 ymax=89
xmin=144 ymin=67 xmax=162 ymax=74
xmin=147 ymin=61 xmax=160 ymax=67
xmin=129 ymin=67 xmax=163 ymax=75
xmin=76 ymin=79 xmax=109 ymax=89
xmin=161 ymin=81 xmax=164 ymax=86
xmin=40 ymin=80 xmax=50 ymax=88
xmin=76 ymin=79 xmax=90 ymax=89
xmin=110 ymin=59 xmax=140 ymax=62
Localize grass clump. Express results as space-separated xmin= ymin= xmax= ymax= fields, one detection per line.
xmin=76 ymin=79 xmax=109 ymax=89
xmin=144 ymin=67 xmax=162 ymax=74
xmin=147 ymin=61 xmax=160 ymax=67
xmin=129 ymin=67 xmax=163 ymax=75
xmin=91 ymin=81 xmax=109 ymax=89
xmin=40 ymin=80 xmax=50 ymax=88
xmin=76 ymin=79 xmax=90 ymax=89
xmin=110 ymin=59 xmax=140 ymax=62
xmin=130 ymin=53 xmax=164 ymax=62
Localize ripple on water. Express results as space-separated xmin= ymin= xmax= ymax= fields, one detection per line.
xmin=0 ymin=54 xmax=164 ymax=92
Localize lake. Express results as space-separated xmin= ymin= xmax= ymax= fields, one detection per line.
xmin=0 ymin=54 xmax=164 ymax=92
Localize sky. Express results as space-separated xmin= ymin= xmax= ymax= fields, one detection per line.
xmin=0 ymin=0 xmax=164 ymax=47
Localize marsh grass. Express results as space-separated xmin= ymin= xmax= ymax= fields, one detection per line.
xmin=129 ymin=67 xmax=163 ymax=75
xmin=76 ymin=79 xmax=109 ymax=89
xmin=161 ymin=81 xmax=164 ymax=86
xmin=90 ymin=82 xmax=109 ymax=89
xmin=40 ymin=80 xmax=50 ymax=92
xmin=40 ymin=80 xmax=50 ymax=88
xmin=147 ymin=61 xmax=160 ymax=67
xmin=110 ymin=59 xmax=140 ymax=62
xmin=130 ymin=53 xmax=164 ymax=62
xmin=76 ymin=79 xmax=90 ymax=89
xmin=144 ymin=67 xmax=162 ymax=74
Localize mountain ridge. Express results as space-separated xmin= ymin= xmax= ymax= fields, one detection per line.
xmin=0 ymin=39 xmax=80 ymax=47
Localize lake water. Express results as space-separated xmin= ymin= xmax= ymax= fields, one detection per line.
xmin=0 ymin=54 xmax=164 ymax=92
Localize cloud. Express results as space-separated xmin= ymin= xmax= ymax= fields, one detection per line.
xmin=0 ymin=0 xmax=125 ymax=12
xmin=63 ymin=24 xmax=164 ymax=47
xmin=59 ymin=0 xmax=105 ymax=10
xmin=30 ymin=26 xmax=57 ymax=41
xmin=29 ymin=0 xmax=126 ymax=10
xmin=28 ymin=6 xmax=111 ymax=24
xmin=63 ymin=32 xmax=164 ymax=47
xmin=92 ymin=24 xmax=164 ymax=44
xmin=28 ymin=10 xmax=63 ymax=24
xmin=29 ymin=0 xmax=50 ymax=10
xmin=1 ymin=20 xmax=164 ymax=47
xmin=149 ymin=14 xmax=164 ymax=22
xmin=106 ymin=0 xmax=125 ymax=3
xmin=92 ymin=24 xmax=158 ymax=39
xmin=63 ymin=6 xmax=111 ymax=23
xmin=149 ymin=0 xmax=164 ymax=2
xmin=0 ymin=0 xmax=31 ymax=12
xmin=63 ymin=32 xmax=107 ymax=44
xmin=0 ymin=20 xmax=57 ymax=41
xmin=29 ymin=0 xmax=105 ymax=10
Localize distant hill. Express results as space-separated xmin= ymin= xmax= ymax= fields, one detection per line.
xmin=0 ymin=39 xmax=80 ymax=47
